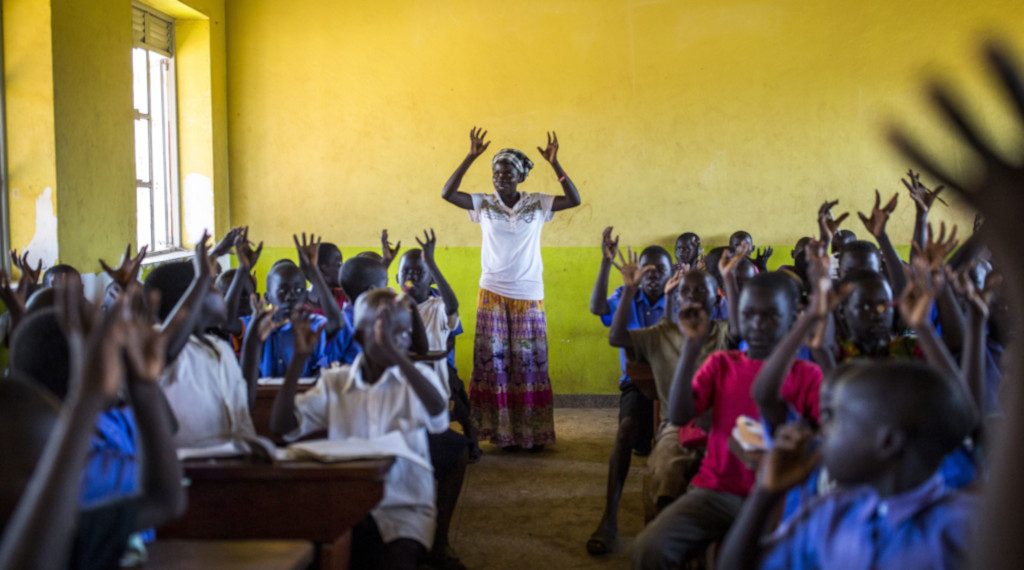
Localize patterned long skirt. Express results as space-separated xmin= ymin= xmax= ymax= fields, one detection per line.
xmin=469 ymin=289 xmax=556 ymax=448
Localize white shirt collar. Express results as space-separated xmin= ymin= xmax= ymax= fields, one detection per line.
xmin=343 ymin=353 xmax=401 ymax=392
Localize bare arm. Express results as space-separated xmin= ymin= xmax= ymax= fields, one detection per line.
xmin=718 ymin=489 xmax=785 ymax=570
xmin=537 ymin=132 xmax=581 ymax=212
xmin=589 ymin=227 xmax=618 ymax=316
xmin=418 ymin=229 xmax=460 ymax=317
xmin=442 ymin=127 xmax=490 ymax=210
xmin=240 ymin=300 xmax=273 ymax=409
xmin=720 ymin=243 xmax=751 ymax=341
xmin=296 ymin=233 xmax=343 ymax=336
xmin=667 ymin=336 xmax=703 ymax=426
xmin=269 ymin=342 xmax=305 ymax=437
xmin=608 ymin=285 xmax=638 ymax=349
xmin=163 ymin=233 xmax=216 ymax=363
xmin=222 ymin=229 xmax=262 ymax=335
xmin=125 ymin=381 xmax=186 ymax=529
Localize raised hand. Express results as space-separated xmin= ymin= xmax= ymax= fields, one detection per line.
xmin=122 ymin=285 xmax=169 ymax=383
xmin=803 ymin=239 xmax=831 ymax=285
xmin=294 ymin=232 xmax=321 ymax=271
xmin=372 ymin=303 xmax=405 ymax=361
xmin=758 ymin=423 xmax=821 ymax=493
xmin=291 ymin=308 xmax=325 ymax=357
xmin=899 ymin=258 xmax=943 ymax=329
xmin=537 ymin=131 xmax=559 ymax=164
xmin=664 ymin=266 xmax=687 ymax=296
xmin=817 ymin=200 xmax=849 ymax=242
xmin=0 ymin=269 xmax=28 ymax=325
xmin=55 ymin=280 xmax=126 ymax=403
xmin=9 ymin=249 xmax=42 ymax=285
xmin=753 ymin=246 xmax=774 ymax=271
xmin=100 ymin=244 xmax=148 ymax=288
xmin=913 ymin=222 xmax=959 ymax=271
xmin=677 ymin=306 xmax=710 ymax=339
xmin=952 ymin=264 xmax=1002 ymax=319
xmin=381 ymin=229 xmax=401 ymax=267
xmin=901 ymin=170 xmax=947 ymax=214
xmin=858 ymin=190 xmax=899 ymax=239
xmin=192 ymin=230 xmax=216 ymax=282
xmin=212 ymin=226 xmax=245 ymax=258
xmin=601 ymin=226 xmax=620 ymax=262
xmin=468 ymin=127 xmax=490 ymax=158
xmin=611 ymin=247 xmax=653 ymax=289
xmin=720 ymin=241 xmax=752 ymax=281
xmin=234 ymin=227 xmax=263 ymax=269
xmin=415 ymin=228 xmax=437 ymax=261
xmin=250 ymin=294 xmax=283 ymax=342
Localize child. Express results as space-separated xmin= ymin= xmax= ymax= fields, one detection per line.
xmin=719 ymin=361 xmax=976 ymax=569
xmin=308 ymin=241 xmax=347 ymax=315
xmin=270 ymin=289 xmax=448 ymax=570
xmin=323 ymin=255 xmax=391 ymax=365
xmin=0 ymin=284 xmax=185 ymax=569
xmin=586 ymin=235 xmax=672 ymax=555
xmin=145 ymin=235 xmax=259 ymax=447
xmin=632 ymin=272 xmax=822 ymax=568
xmin=674 ymin=232 xmax=702 ymax=269
xmin=837 ymin=240 xmax=882 ymax=279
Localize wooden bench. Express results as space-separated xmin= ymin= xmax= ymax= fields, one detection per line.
xmin=141 ymin=539 xmax=314 ymax=570
xmin=159 ymin=458 xmax=393 ymax=570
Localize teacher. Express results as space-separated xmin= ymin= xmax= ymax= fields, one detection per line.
xmin=441 ymin=127 xmax=581 ymax=451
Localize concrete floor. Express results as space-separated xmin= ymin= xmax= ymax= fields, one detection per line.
xmin=450 ymin=408 xmax=644 ymax=569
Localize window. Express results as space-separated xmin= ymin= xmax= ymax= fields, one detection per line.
xmin=132 ymin=5 xmax=180 ymax=253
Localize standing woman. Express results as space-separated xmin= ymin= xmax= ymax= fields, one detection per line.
xmin=441 ymin=127 xmax=581 ymax=451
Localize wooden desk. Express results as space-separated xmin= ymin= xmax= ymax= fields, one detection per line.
xmin=143 ymin=539 xmax=314 ymax=570
xmin=159 ymin=458 xmax=393 ymax=570
xmin=252 ymin=383 xmax=315 ymax=441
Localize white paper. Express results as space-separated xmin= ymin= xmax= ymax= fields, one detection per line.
xmin=284 ymin=431 xmax=425 ymax=469
xmin=257 ymin=377 xmax=318 ymax=387
xmin=176 ymin=440 xmax=246 ymax=461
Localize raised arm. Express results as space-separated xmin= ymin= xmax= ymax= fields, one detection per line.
xmin=162 ymin=232 xmax=217 ymax=363
xmin=898 ymin=259 xmax=964 ymax=385
xmin=917 ymin=222 xmax=966 ymax=352
xmin=270 ymin=310 xmax=324 ymax=436
xmin=296 ymin=233 xmax=343 ymax=336
xmin=667 ymin=308 xmax=711 ymax=426
xmin=858 ymin=190 xmax=908 ymax=296
xmin=442 ymin=127 xmax=489 ymax=210
xmin=903 ymin=170 xmax=946 ymax=257
xmin=719 ymin=242 xmax=751 ymax=341
xmin=816 ymin=200 xmax=848 ymax=249
xmin=0 ymin=285 xmax=124 ymax=569
xmin=536 ymin=132 xmax=581 ymax=212
xmin=241 ymin=297 xmax=279 ymax=408
xmin=376 ymin=304 xmax=447 ymax=416
xmin=607 ymin=249 xmax=652 ymax=349
xmin=418 ymin=229 xmax=460 ymax=317
xmin=221 ymin=228 xmax=262 ymax=335
xmin=589 ymin=227 xmax=619 ymax=316
xmin=955 ymin=268 xmax=999 ymax=416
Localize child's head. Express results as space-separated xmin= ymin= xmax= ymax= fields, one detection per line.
xmin=831 ymin=229 xmax=857 ymax=255
xmin=734 ymin=257 xmax=758 ymax=292
xmin=638 ymin=246 xmax=673 ymax=300
xmin=215 ymin=269 xmax=257 ymax=318
xmin=145 ymin=261 xmax=226 ymax=327
xmin=491 ymin=148 xmax=533 ymax=201
xmin=676 ymin=270 xmax=718 ymax=314
xmin=0 ymin=374 xmax=60 ymax=526
xmin=9 ymin=309 xmax=72 ymax=400
xmin=397 ymin=249 xmax=431 ymax=300
xmin=738 ymin=272 xmax=799 ymax=358
xmin=729 ymin=231 xmax=754 ymax=253
xmin=318 ymin=243 xmax=344 ymax=288
xmin=353 ymin=288 xmax=414 ymax=366
xmin=25 ymin=287 xmax=56 ymax=312
xmin=791 ymin=237 xmax=812 ymax=261
xmin=340 ymin=256 xmax=388 ymax=303
xmin=704 ymin=247 xmax=727 ymax=290
xmin=264 ymin=262 xmax=307 ymax=316
xmin=674 ymin=233 xmax=701 ymax=266
xmin=840 ymin=270 xmax=894 ymax=344
xmin=838 ymin=240 xmax=882 ymax=279
xmin=41 ymin=264 xmax=81 ymax=289
xmin=820 ymin=361 xmax=973 ymax=487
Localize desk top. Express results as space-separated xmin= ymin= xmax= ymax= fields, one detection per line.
xmin=143 ymin=540 xmax=314 ymax=570
xmin=183 ymin=457 xmax=394 ymax=481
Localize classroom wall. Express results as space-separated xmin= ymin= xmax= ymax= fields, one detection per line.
xmin=225 ymin=0 xmax=1024 ymax=394
xmin=2 ymin=0 xmax=229 ymax=271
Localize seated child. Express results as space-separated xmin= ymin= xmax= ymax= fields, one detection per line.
xmin=837 ymin=240 xmax=882 ymax=279
xmin=308 ymin=241 xmax=347 ymax=315
xmin=0 ymin=285 xmax=184 ymax=569
xmin=586 ymin=238 xmax=672 ymax=554
xmin=270 ymin=289 xmax=449 ymax=570
xmin=323 ymin=256 xmax=390 ymax=365
xmin=674 ymin=232 xmax=702 ymax=269
xmin=214 ymin=268 xmax=257 ymax=357
xmin=41 ymin=264 xmax=81 ymax=289
xmin=719 ymin=360 xmax=976 ymax=569
xmin=632 ymin=272 xmax=822 ymax=568
xmin=145 ymin=238 xmax=258 ymax=448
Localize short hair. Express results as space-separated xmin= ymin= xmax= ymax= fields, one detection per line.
xmin=835 ymin=229 xmax=857 ymax=241
xmin=9 ymin=309 xmax=71 ymax=400
xmin=25 ymin=287 xmax=56 ymax=312
xmin=270 ymin=258 xmax=298 ymax=271
xmin=42 ymin=264 xmax=80 ymax=288
xmin=353 ymin=288 xmax=400 ymax=331
xmin=730 ymin=230 xmax=752 ymax=243
xmin=215 ymin=268 xmax=256 ymax=293
xmin=841 ymin=240 xmax=880 ymax=259
xmin=837 ymin=361 xmax=975 ymax=458
xmin=355 ymin=251 xmax=384 ymax=261
xmin=676 ymin=232 xmax=699 ymax=243
xmin=639 ymin=245 xmax=672 ymax=265
xmin=318 ymin=242 xmax=342 ymax=262
xmin=840 ymin=268 xmax=892 ymax=295
xmin=704 ymin=246 xmax=728 ymax=289
xmin=742 ymin=271 xmax=799 ymax=307
xmin=340 ymin=257 xmax=388 ymax=301
xmin=143 ymin=261 xmax=195 ymax=321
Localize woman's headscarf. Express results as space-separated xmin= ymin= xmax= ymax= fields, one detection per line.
xmin=492 ymin=148 xmax=534 ymax=182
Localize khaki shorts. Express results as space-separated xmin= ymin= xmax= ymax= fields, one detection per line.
xmin=642 ymin=424 xmax=705 ymax=522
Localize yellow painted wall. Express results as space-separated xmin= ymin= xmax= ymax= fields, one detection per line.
xmin=3 ymin=0 xmax=58 ymax=264
xmin=225 ymin=0 xmax=1024 ymax=393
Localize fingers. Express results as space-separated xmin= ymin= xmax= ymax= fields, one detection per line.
xmin=857 ymin=211 xmax=870 ymax=228
xmin=884 ymin=192 xmax=899 ymax=213
xmin=984 ymin=41 xmax=1024 ymax=130
xmin=99 ymin=259 xmax=116 ymax=275
xmin=888 ymin=128 xmax=971 ymax=200
xmin=929 ymin=82 xmax=1007 ymax=168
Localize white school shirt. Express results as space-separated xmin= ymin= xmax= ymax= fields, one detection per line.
xmin=417 ymin=295 xmax=460 ymax=398
xmin=469 ymin=192 xmax=555 ymax=300
xmin=158 ymin=335 xmax=257 ymax=448
xmin=286 ymin=355 xmax=449 ymax=547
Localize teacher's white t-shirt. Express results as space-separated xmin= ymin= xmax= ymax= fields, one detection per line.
xmin=469 ymin=192 xmax=555 ymax=301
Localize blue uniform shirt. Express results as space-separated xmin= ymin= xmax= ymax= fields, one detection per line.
xmin=324 ymin=304 xmax=361 ymax=366
xmin=599 ymin=286 xmax=666 ymax=386
xmin=82 ymin=406 xmax=138 ymax=507
xmin=244 ymin=312 xmax=328 ymax=377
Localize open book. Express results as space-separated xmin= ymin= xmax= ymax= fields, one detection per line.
xmin=283 ymin=431 xmax=427 ymax=470
xmin=257 ymin=377 xmax=319 ymax=387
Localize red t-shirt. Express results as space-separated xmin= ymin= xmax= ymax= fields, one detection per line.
xmin=688 ymin=350 xmax=822 ymax=497
xmin=309 ymin=288 xmax=348 ymax=316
